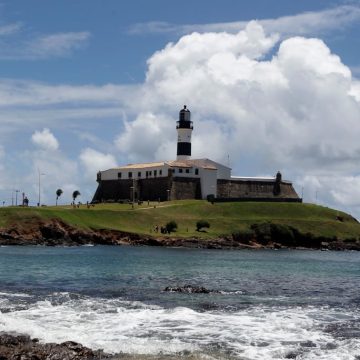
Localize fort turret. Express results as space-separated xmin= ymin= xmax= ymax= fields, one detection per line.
xmin=176 ymin=105 xmax=193 ymax=160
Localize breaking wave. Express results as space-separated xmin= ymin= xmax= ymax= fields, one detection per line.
xmin=0 ymin=291 xmax=360 ymax=359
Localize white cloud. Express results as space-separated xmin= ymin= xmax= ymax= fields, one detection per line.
xmin=31 ymin=128 xmax=59 ymax=151
xmin=349 ymin=80 xmax=360 ymax=102
xmin=29 ymin=151 xmax=79 ymax=206
xmin=129 ymin=5 xmax=360 ymax=38
xmin=297 ymin=174 xmax=360 ymax=215
xmin=115 ymin=112 xmax=175 ymax=162
xmin=0 ymin=22 xmax=22 ymax=36
xmin=0 ymin=80 xmax=132 ymax=106
xmin=141 ymin=23 xmax=359 ymax=167
xmin=26 ymin=32 xmax=90 ymax=59
xmin=79 ymin=148 xmax=118 ymax=179
xmin=0 ymin=30 xmax=90 ymax=60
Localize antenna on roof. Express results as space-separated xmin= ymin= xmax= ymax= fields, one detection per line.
xmin=227 ymin=154 xmax=230 ymax=168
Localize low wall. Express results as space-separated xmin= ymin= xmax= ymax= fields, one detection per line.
xmin=217 ymin=179 xmax=300 ymax=199
xmin=211 ymin=197 xmax=302 ymax=203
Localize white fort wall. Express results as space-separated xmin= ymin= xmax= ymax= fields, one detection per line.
xmin=199 ymin=168 xmax=217 ymax=198
xmin=100 ymin=165 xmax=170 ymax=181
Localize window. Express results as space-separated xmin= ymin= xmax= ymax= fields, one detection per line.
xmin=146 ymin=171 xmax=149 ymax=178
xmin=128 ymin=172 xmax=132 ymax=178
xmin=118 ymin=172 xmax=122 ymax=179
xmin=149 ymin=171 xmax=152 ymax=176
xmin=179 ymin=168 xmax=183 ymax=173
xmin=185 ymin=169 xmax=190 ymax=174
xmin=138 ymin=172 xmax=141 ymax=178
xmin=154 ymin=170 xmax=157 ymax=177
xmin=195 ymin=168 xmax=199 ymax=175
xmin=159 ymin=169 xmax=162 ymax=176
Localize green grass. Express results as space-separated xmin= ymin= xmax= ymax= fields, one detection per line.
xmin=0 ymin=200 xmax=359 ymax=240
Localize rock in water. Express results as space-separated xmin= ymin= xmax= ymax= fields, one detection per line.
xmin=164 ymin=285 xmax=219 ymax=294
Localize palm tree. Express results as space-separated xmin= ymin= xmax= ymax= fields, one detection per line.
xmin=56 ymin=189 xmax=63 ymax=206
xmin=72 ymin=190 xmax=81 ymax=203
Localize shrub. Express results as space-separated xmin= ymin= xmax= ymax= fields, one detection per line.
xmin=196 ymin=220 xmax=210 ymax=232
xmin=232 ymin=230 xmax=255 ymax=244
xmin=165 ymin=220 xmax=178 ymax=233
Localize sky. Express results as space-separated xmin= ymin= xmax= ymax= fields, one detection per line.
xmin=1 ymin=0 xmax=360 ymax=217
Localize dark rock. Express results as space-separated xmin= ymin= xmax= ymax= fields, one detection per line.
xmin=164 ymin=285 xmax=220 ymax=294
xmin=284 ymin=352 xmax=299 ymax=359
xmin=0 ymin=333 xmax=110 ymax=360
xmin=300 ymin=340 xmax=316 ymax=348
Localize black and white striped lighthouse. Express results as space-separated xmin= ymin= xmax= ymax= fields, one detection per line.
xmin=176 ymin=105 xmax=193 ymax=160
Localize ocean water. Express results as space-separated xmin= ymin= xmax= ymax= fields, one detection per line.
xmin=0 ymin=246 xmax=359 ymax=359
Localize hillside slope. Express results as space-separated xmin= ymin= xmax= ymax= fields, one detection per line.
xmin=0 ymin=201 xmax=359 ymax=249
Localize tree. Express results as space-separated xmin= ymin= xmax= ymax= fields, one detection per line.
xmin=72 ymin=190 xmax=81 ymax=203
xmin=196 ymin=220 xmax=210 ymax=232
xmin=56 ymin=189 xmax=63 ymax=206
xmin=165 ymin=220 xmax=178 ymax=233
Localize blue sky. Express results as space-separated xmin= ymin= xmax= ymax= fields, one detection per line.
xmin=1 ymin=0 xmax=360 ymax=217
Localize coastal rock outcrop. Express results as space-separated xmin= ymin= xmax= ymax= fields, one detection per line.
xmin=0 ymin=217 xmax=360 ymax=250
xmin=0 ymin=333 xmax=110 ymax=360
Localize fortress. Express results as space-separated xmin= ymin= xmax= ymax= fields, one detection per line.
xmin=92 ymin=106 xmax=301 ymax=203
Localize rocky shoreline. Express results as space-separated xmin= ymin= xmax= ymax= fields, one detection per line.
xmin=0 ymin=217 xmax=359 ymax=250
xmin=0 ymin=333 xmax=110 ymax=360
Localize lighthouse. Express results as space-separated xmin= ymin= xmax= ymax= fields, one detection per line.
xmin=176 ymin=105 xmax=193 ymax=160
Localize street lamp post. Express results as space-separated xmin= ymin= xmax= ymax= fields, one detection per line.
xmin=15 ymin=190 xmax=20 ymax=206
xmin=130 ymin=186 xmax=134 ymax=209
xmin=38 ymin=169 xmax=45 ymax=206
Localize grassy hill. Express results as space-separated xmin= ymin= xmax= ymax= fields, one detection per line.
xmin=0 ymin=200 xmax=359 ymax=242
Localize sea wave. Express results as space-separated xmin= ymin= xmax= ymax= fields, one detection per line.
xmin=0 ymin=291 xmax=360 ymax=359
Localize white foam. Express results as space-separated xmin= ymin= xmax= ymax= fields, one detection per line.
xmin=0 ymin=294 xmax=359 ymax=359
xmin=0 ymin=292 xmax=32 ymax=298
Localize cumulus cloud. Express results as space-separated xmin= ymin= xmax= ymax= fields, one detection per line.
xmin=115 ymin=20 xmax=360 ymax=216
xmin=28 ymin=151 xmax=79 ymax=206
xmin=79 ymin=148 xmax=118 ymax=179
xmin=31 ymin=128 xmax=59 ymax=151
xmin=119 ymin=22 xmax=360 ymax=167
xmin=115 ymin=112 xmax=175 ymax=162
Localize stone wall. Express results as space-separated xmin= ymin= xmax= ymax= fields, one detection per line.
xmin=92 ymin=176 xmax=201 ymax=202
xmin=217 ymin=179 xmax=300 ymax=199
xmin=171 ymin=177 xmax=201 ymax=200
xmin=92 ymin=179 xmax=133 ymax=202
xmin=138 ymin=177 xmax=172 ymax=201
